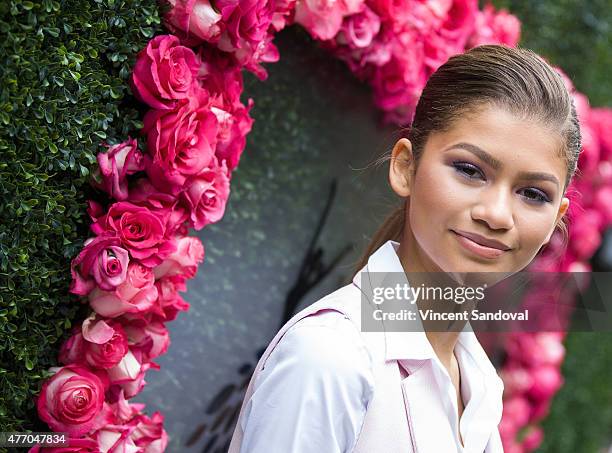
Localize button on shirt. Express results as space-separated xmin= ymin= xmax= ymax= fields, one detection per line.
xmin=239 ymin=240 xmax=504 ymax=453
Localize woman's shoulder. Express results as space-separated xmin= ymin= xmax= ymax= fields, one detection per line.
xmin=265 ymin=308 xmax=375 ymax=392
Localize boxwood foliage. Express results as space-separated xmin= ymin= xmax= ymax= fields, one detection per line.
xmin=0 ymin=0 xmax=163 ymax=433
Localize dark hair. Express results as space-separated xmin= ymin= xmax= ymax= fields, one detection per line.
xmin=352 ymin=44 xmax=582 ymax=278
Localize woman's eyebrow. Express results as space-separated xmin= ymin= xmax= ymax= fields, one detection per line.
xmin=444 ymin=142 xmax=560 ymax=188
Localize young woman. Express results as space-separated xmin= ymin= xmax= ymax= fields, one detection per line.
xmin=228 ymin=44 xmax=581 ymax=453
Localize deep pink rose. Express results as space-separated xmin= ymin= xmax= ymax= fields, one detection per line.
xmin=590 ymin=108 xmax=612 ymax=162
xmin=91 ymin=202 xmax=176 ymax=267
xmin=295 ymin=0 xmax=364 ymax=40
xmin=70 ymin=234 xmax=130 ymax=296
xmin=522 ymin=425 xmax=544 ymax=451
xmin=92 ymin=138 xmax=144 ymax=201
xmin=336 ymin=5 xmax=381 ymax=49
xmin=528 ymin=364 xmax=564 ymax=400
xmin=89 ymin=263 xmax=159 ymax=318
xmin=212 ymin=0 xmax=279 ymax=79
xmin=594 ymin=185 xmax=612 ymax=224
xmin=143 ymin=94 xmax=219 ymax=192
xmin=181 ymin=157 xmax=231 ymax=230
xmin=36 ymin=365 xmax=112 ymax=437
xmin=467 ymin=3 xmax=521 ymax=47
xmin=153 ymin=236 xmax=205 ymax=280
xmin=569 ymin=209 xmax=603 ymax=260
xmin=197 ymin=47 xmax=255 ymax=171
xmin=163 ymin=0 xmax=223 ymax=45
xmin=131 ymin=35 xmax=202 ymax=110
xmin=129 ymin=178 xmax=189 ymax=236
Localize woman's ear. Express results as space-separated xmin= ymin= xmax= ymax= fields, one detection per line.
xmin=389 ymin=138 xmax=415 ymax=198
xmin=543 ymin=197 xmax=570 ymax=244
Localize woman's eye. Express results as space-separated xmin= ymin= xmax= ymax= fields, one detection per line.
xmin=519 ymin=188 xmax=551 ymax=204
xmin=452 ymin=162 xmax=484 ymax=180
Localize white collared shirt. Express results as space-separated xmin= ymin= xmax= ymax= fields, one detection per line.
xmin=239 ymin=240 xmax=503 ymax=453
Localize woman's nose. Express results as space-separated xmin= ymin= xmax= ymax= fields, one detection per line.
xmin=470 ymin=186 xmax=515 ymax=230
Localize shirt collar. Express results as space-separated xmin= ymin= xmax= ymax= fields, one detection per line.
xmin=352 ymin=240 xmax=503 ymax=381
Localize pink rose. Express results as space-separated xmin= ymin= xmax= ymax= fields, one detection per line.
xmin=153 ymin=236 xmax=205 ymax=280
xmin=336 ymin=5 xmax=381 ymax=49
xmin=82 ymin=318 xmax=129 ymax=369
xmin=108 ymin=361 xmax=159 ymax=399
xmin=153 ymin=276 xmax=190 ymax=322
xmin=89 ymin=263 xmax=159 ymax=318
xmin=500 ymin=363 xmax=533 ymax=397
xmin=467 ymin=3 xmax=521 ymax=47
xmin=59 ymin=317 xmax=129 ymax=370
xmin=36 ymin=365 xmax=112 ymax=437
xmin=92 ymin=138 xmax=144 ymax=201
xmin=70 ymin=234 xmax=129 ymax=296
xmin=131 ymin=35 xmax=202 ymax=110
xmin=522 ymin=425 xmax=544 ymax=451
xmin=295 ymin=0 xmax=364 ymax=40
xmin=181 ymin=157 xmax=231 ymax=230
xmin=91 ymin=202 xmax=176 ymax=267
xmin=143 ymin=94 xmax=219 ymax=192
xmin=109 ymin=389 xmax=145 ymax=424
xmin=163 ymin=0 xmax=223 ymax=45
xmin=270 ymin=0 xmax=297 ymax=32
xmin=502 ymin=396 xmax=531 ymax=429
xmin=594 ymin=185 xmax=612 ymax=224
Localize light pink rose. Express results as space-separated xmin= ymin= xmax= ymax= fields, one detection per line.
xmin=28 ymin=436 xmax=99 ymax=453
xmin=89 ymin=263 xmax=159 ymax=318
xmin=270 ymin=0 xmax=297 ymax=32
xmin=163 ymin=0 xmax=223 ymax=45
xmin=500 ymin=362 xmax=533 ymax=397
xmin=36 ymin=365 xmax=112 ymax=437
xmin=528 ymin=364 xmax=564 ymax=400
xmin=109 ymin=389 xmax=145 ymax=424
xmin=70 ymin=234 xmax=130 ymax=296
xmin=91 ymin=202 xmax=176 ymax=267
xmin=122 ymin=319 xmax=171 ymax=363
xmin=467 ymin=3 xmax=521 ymax=47
xmin=295 ymin=0 xmax=364 ymax=40
xmin=143 ymin=93 xmax=219 ymax=192
xmin=181 ymin=157 xmax=231 ymax=230
xmin=131 ymin=35 xmax=202 ymax=110
xmin=336 ymin=5 xmax=381 ymax=49
xmin=108 ymin=361 xmax=159 ymax=399
xmin=92 ymin=138 xmax=144 ymax=201
xmin=92 ymin=411 xmax=168 ymax=453
xmin=153 ymin=236 xmax=205 ymax=280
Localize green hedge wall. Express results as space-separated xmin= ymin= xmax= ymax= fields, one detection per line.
xmin=0 ymin=0 xmax=162 ymax=433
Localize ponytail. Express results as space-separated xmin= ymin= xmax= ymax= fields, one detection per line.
xmin=350 ymin=201 xmax=407 ymax=282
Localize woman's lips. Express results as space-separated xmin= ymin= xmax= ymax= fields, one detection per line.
xmin=451 ymin=230 xmax=508 ymax=259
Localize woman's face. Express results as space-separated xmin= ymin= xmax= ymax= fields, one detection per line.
xmin=390 ymin=104 xmax=570 ymax=281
